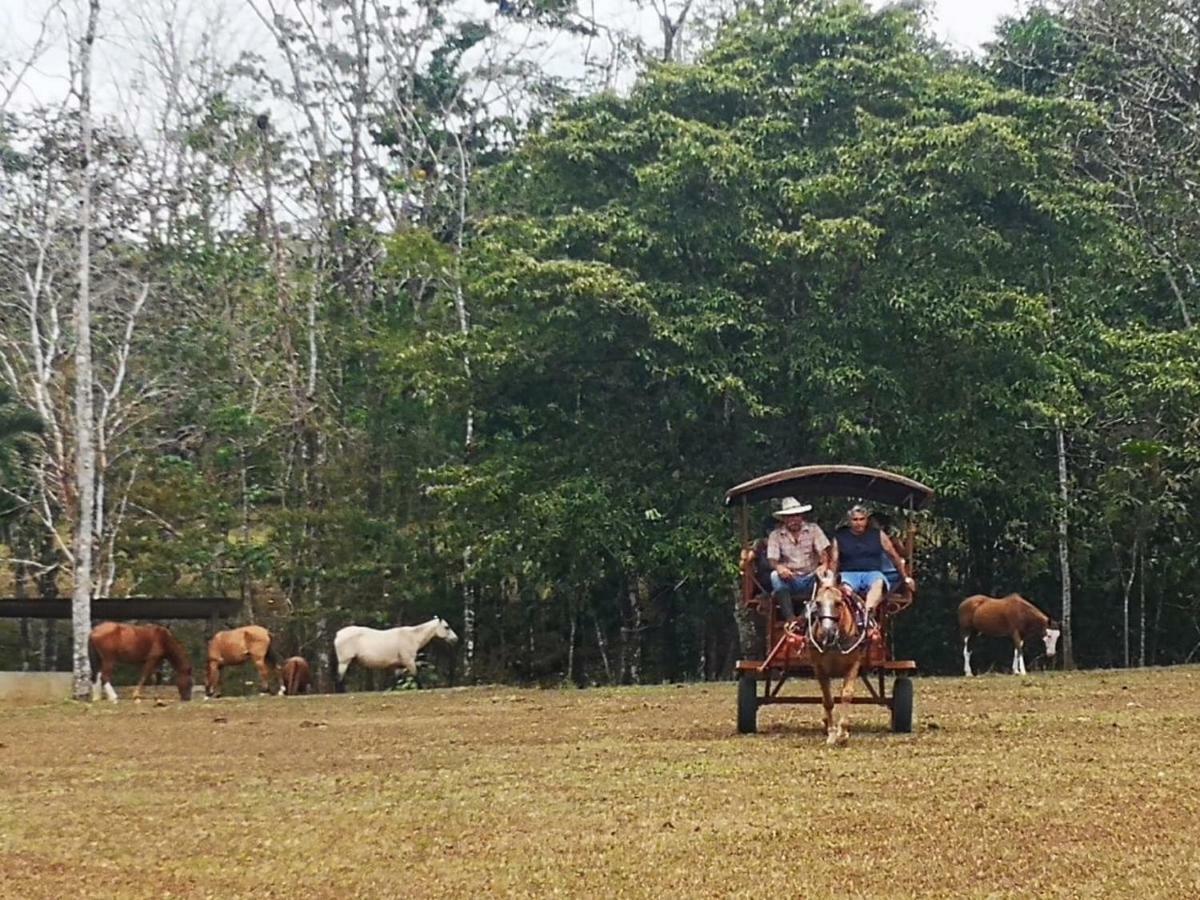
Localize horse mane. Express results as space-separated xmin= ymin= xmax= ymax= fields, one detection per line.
xmin=1006 ymin=594 xmax=1052 ymax=631
xmin=159 ymin=627 xmax=192 ymax=673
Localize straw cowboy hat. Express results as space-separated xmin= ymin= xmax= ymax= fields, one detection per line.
xmin=772 ymin=497 xmax=813 ymax=518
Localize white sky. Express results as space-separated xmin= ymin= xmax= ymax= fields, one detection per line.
xmin=1 ymin=0 xmax=1026 ymax=117
xmin=925 ymin=0 xmax=1023 ymax=54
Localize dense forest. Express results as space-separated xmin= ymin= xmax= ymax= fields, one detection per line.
xmin=2 ymin=0 xmax=1199 ymax=693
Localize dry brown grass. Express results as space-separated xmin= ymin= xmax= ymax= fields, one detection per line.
xmin=2 ymin=667 xmax=1200 ymax=898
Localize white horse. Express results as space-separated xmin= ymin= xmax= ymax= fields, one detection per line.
xmin=334 ymin=616 xmax=458 ymax=691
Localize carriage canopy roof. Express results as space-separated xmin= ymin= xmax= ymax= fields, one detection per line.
xmin=724 ymin=465 xmax=935 ymax=510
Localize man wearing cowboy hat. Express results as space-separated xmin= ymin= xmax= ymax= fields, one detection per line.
xmin=766 ymin=497 xmax=831 ymax=624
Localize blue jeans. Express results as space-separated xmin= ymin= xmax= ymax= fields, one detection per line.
xmin=841 ymin=570 xmax=886 ymax=597
xmin=770 ymin=571 xmax=816 ymax=621
xmin=882 ymin=567 xmax=901 ymax=593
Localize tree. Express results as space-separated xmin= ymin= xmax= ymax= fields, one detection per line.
xmin=0 ymin=384 xmax=41 ymax=489
xmin=71 ymin=0 xmax=103 ymax=700
xmin=411 ymin=0 xmax=1142 ymax=679
xmin=989 ymin=0 xmax=1200 ymax=329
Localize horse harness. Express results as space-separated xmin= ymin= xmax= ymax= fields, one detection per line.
xmin=805 ymin=584 xmax=870 ymax=655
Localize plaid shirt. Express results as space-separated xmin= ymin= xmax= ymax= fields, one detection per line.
xmin=766 ymin=522 xmax=830 ymax=573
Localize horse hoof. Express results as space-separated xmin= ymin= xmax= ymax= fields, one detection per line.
xmin=835 ymin=730 xmax=849 ymax=746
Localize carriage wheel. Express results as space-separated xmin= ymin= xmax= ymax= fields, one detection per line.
xmin=737 ymin=674 xmax=759 ymax=734
xmin=891 ymin=676 xmax=914 ymax=733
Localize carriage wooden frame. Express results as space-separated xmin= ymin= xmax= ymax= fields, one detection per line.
xmin=726 ymin=464 xmax=935 ymax=735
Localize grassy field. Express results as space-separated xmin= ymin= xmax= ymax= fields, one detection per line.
xmin=2 ymin=667 xmax=1199 ymax=899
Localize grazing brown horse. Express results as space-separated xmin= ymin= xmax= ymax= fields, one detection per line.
xmin=807 ymin=570 xmax=871 ymax=745
xmin=959 ymin=594 xmax=1060 ymax=676
xmin=279 ymin=656 xmax=311 ymax=696
xmin=88 ymin=622 xmax=193 ymax=703
xmin=206 ymin=625 xmax=277 ymax=698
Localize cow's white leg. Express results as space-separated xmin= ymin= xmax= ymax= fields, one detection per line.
xmin=963 ymin=637 xmax=973 ymax=677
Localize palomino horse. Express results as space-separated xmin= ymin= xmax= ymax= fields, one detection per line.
xmin=806 ymin=570 xmax=871 ymax=745
xmin=958 ymin=594 xmax=1060 ymax=676
xmin=279 ymin=656 xmax=311 ymax=696
xmin=334 ymin=616 xmax=458 ymax=691
xmin=88 ymin=622 xmax=193 ymax=703
xmin=206 ymin=625 xmax=277 ymax=698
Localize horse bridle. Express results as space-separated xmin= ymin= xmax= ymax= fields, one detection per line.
xmin=806 ymin=587 xmax=868 ymax=655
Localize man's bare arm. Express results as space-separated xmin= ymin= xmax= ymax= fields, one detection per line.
xmin=881 ymin=532 xmax=911 ymax=581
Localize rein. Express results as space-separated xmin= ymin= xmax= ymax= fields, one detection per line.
xmin=806 ymin=590 xmax=868 ymax=656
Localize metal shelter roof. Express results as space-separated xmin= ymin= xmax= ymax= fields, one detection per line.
xmin=0 ymin=597 xmax=242 ymax=620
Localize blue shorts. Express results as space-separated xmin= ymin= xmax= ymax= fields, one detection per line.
xmin=841 ymin=571 xmax=886 ymax=596
xmin=769 ymin=571 xmax=817 ymax=597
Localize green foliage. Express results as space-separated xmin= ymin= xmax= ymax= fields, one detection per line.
xmin=0 ymin=384 xmax=41 ymax=494
xmin=6 ymin=0 xmax=1198 ymax=680
xmin=414 ymin=0 xmax=1157 ymax=676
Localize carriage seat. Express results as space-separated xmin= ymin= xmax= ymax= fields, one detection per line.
xmin=740 ymin=540 xmax=915 ymax=617
xmin=741 ymin=539 xmax=775 ymax=613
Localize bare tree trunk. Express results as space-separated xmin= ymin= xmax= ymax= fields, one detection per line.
xmin=1151 ymin=552 xmax=1165 ymax=664
xmin=71 ymin=0 xmax=102 ymax=701
xmin=18 ymin=618 xmax=31 ymax=671
xmin=1055 ymin=424 xmax=1074 ymax=669
xmin=13 ymin=549 xmax=31 ymax=670
xmin=526 ymin=604 xmax=535 ymax=681
xmin=616 ymin=615 xmax=627 ymax=683
xmin=1159 ymin=259 xmax=1193 ymax=330
xmin=315 ymin=613 xmax=331 ymax=693
xmin=450 ymin=133 xmax=475 ymax=452
xmin=462 ymin=547 xmax=475 ymax=680
xmin=37 ymin=555 xmax=58 ymax=670
xmin=566 ymin=593 xmax=577 ymax=686
xmin=1122 ymin=538 xmax=1138 ymax=668
xmin=1138 ymin=550 xmax=1146 ymax=667
xmin=240 ymin=443 xmax=251 ymax=613
xmin=41 ymin=620 xmax=58 ymax=671
xmin=652 ymin=0 xmax=696 ymax=61
xmin=595 ymin=619 xmax=614 ymax=686
xmin=621 ymin=577 xmax=647 ymax=684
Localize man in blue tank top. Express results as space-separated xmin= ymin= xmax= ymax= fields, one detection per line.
xmin=831 ymin=504 xmax=914 ymax=620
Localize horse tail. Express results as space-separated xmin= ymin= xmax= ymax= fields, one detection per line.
xmin=87 ymin=634 xmax=101 ymax=681
xmin=264 ymin=632 xmax=279 ymax=668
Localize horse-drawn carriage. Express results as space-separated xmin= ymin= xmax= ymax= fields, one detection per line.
xmin=727 ymin=465 xmax=935 ymax=736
